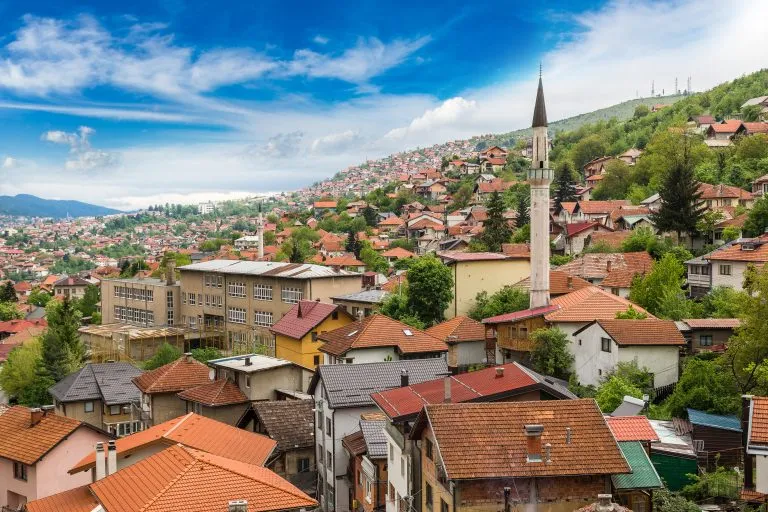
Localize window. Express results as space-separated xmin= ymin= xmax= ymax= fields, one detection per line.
xmin=197 ymin=293 xmax=202 ymax=305
xmin=314 ymin=355 xmax=321 ymax=366
xmin=166 ymin=290 xmax=174 ymax=326
xmin=312 ymin=331 xmax=318 ymax=342
xmin=204 ymin=294 xmax=210 ymax=307
xmin=441 ymin=499 xmax=449 ymax=512
xmin=281 ymin=287 xmax=303 ymax=304
xmin=326 ymin=418 xmax=332 ymax=433
xmin=719 ymin=264 xmax=732 ymax=276
xmin=389 ymin=444 xmax=394 ymax=462
xmin=332 ymin=311 xmax=339 ymax=320
xmin=254 ymin=284 xmax=273 ymax=301
xmin=326 ymin=450 xmax=332 ymax=469
xmin=601 ymin=337 xmax=612 ymax=353
xmin=401 ymin=456 xmax=406 ymax=477
xmin=228 ymin=281 xmax=246 ymax=298
xmin=611 ymin=288 xmax=620 ymax=296
xmin=188 ymin=293 xmax=196 ymax=306
xmin=110 ymin=405 xmax=122 ymax=415
xmin=700 ymin=335 xmax=713 ymax=347
xmin=254 ymin=310 xmax=273 ymax=327
xmin=13 ymin=462 xmax=27 ymax=481
xmin=298 ymin=457 xmax=310 ymax=473
xmin=690 ymin=266 xmax=700 ymax=275
xmin=425 ymin=483 xmax=433 ymax=510
xmin=182 ymin=292 xmax=187 ymax=304
xmin=317 ymin=411 xmax=323 ymax=432
xmin=84 ymin=401 xmax=94 ymax=413
xmin=228 ymin=307 xmax=247 ymax=324
xmin=702 ymin=266 xmax=710 ymax=276
xmin=425 ymin=438 xmax=433 ymax=460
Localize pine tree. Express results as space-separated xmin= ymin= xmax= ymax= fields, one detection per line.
xmin=651 ymin=137 xmax=706 ymax=243
xmin=41 ymin=297 xmax=86 ymax=382
xmin=0 ymin=281 xmax=17 ymax=302
xmin=554 ymin=162 xmax=578 ymax=209
xmin=515 ymin=195 xmax=530 ymax=227
xmin=480 ymin=191 xmax=513 ymax=252
xmin=346 ymin=230 xmax=361 ymax=258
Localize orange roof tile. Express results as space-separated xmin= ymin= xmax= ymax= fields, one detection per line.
xmin=749 ymin=396 xmax=768 ymax=446
xmin=600 ymin=267 xmax=646 ymax=288
xmin=682 ymin=318 xmax=740 ymax=329
xmin=132 ymin=356 xmax=211 ymax=394
xmin=605 ymin=416 xmax=660 ymax=442
xmin=699 ymin=183 xmax=753 ymax=200
xmin=377 ymin=216 xmax=405 ymax=226
xmin=318 ymin=314 xmax=448 ymax=357
xmin=589 ymin=230 xmax=631 ymax=249
xmin=546 ymin=286 xmax=653 ymax=322
xmin=177 ymin=379 xmax=249 ymax=406
xmin=381 ymin=273 xmax=407 ymax=292
xmin=707 ymin=240 xmax=768 ymax=262
xmin=559 ymin=202 xmax=577 ymax=214
xmin=501 ymin=243 xmax=531 ymax=258
xmin=381 ymin=247 xmax=416 ymax=259
xmin=270 ymin=300 xmax=348 ymax=340
xmin=513 ymin=270 xmax=591 ymax=296
xmin=426 ymin=316 xmax=485 ymax=343
xmin=26 ymin=485 xmax=98 ymax=512
xmin=412 ymin=400 xmax=630 ymax=479
xmin=70 ymin=413 xmax=276 ymax=474
xmin=590 ymin=319 xmax=685 ymax=346
xmin=325 ymin=254 xmax=365 ymax=267
xmin=577 ymin=200 xmax=629 ymax=215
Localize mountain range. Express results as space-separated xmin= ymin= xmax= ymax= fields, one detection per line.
xmin=0 ymin=194 xmax=121 ymax=218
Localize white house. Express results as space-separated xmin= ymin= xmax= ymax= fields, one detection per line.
xmin=706 ymin=237 xmax=768 ymax=291
xmin=571 ymin=319 xmax=685 ymax=388
xmin=234 ymin=235 xmax=261 ymax=250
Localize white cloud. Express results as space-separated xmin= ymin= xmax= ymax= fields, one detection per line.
xmin=384 ymin=97 xmax=477 ymax=141
xmin=2 ymin=157 xmax=18 ymax=169
xmin=311 ymin=130 xmax=363 ymax=154
xmin=313 ymin=35 xmax=329 ymax=45
xmin=41 ymin=125 xmax=119 ymax=171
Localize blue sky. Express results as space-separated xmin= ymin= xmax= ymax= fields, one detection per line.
xmin=0 ymin=0 xmax=767 ymax=209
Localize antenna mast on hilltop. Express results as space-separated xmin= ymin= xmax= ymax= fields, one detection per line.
xmin=687 ymin=76 xmax=692 ymax=94
xmin=675 ymin=77 xmax=678 ymax=95
xmin=651 ymin=81 xmax=655 ymax=96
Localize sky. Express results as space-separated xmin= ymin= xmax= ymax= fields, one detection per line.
xmin=0 ymin=0 xmax=767 ymax=211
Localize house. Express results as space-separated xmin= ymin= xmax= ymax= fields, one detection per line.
xmin=684 ymin=255 xmax=712 ymax=297
xmin=240 ymin=400 xmax=317 ymax=496
xmin=512 ymin=270 xmax=592 ymax=298
xmin=30 ymin=443 xmax=315 ymax=512
xmin=409 ymin=400 xmax=630 ymax=512
xmin=743 ymin=395 xmax=768 ymax=503
xmin=556 ymin=252 xmax=653 ymax=285
xmin=483 ymin=304 xmax=562 ymax=361
xmin=50 ymin=362 xmax=144 ymax=437
xmin=324 ymin=253 xmax=367 ymax=273
xmin=560 ymin=222 xmax=614 ymax=255
xmin=705 ymin=236 xmax=768 ymax=291
xmin=426 ymin=316 xmax=488 ymax=370
xmin=438 ymin=251 xmax=531 ymax=318
xmin=234 ymin=234 xmax=261 ymax=250
xmin=741 ymin=96 xmax=768 ymax=120
xmin=474 ymin=178 xmax=515 ymax=201
xmin=271 ymin=300 xmax=355 ymax=370
xmin=0 ymin=318 xmax=46 ymax=341
xmin=584 ymin=156 xmax=615 ymax=179
xmin=206 ymin=353 xmax=311 ymax=402
xmin=52 ymin=276 xmax=91 ymax=300
xmin=309 ymin=359 xmax=450 ymax=512
xmin=571 ymin=319 xmax=685 ymax=388
xmin=646 ymin=419 xmax=698 ymax=491
xmin=318 ymin=314 xmax=448 ymax=364
xmin=68 ymin=412 xmax=276 ymax=477
xmin=0 ymin=406 xmax=111 ymax=509
xmin=342 ymin=416 xmax=389 ymax=512
xmin=132 ymin=354 xmax=211 ymax=426
xmin=676 ymin=318 xmax=739 ymax=353
xmin=381 ymin=247 xmax=416 ymax=264
xmin=683 ymin=408 xmax=742 ymax=471
xmin=617 ymin=148 xmax=643 ymax=165
xmin=572 ymin=200 xmax=630 ymax=225
xmin=314 ymin=201 xmax=339 ymax=215
xmin=332 ymin=289 xmax=389 ymax=319
xmin=699 ymin=183 xmax=754 ymax=210
xmin=176 ymin=377 xmax=250 ymax=426
xmin=688 ymin=115 xmax=716 ymax=132
xmin=706 ymin=119 xmax=743 ymax=140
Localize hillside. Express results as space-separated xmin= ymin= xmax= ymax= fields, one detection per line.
xmin=0 ymin=194 xmax=121 ymax=218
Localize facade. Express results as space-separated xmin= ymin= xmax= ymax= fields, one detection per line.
xmin=332 ymin=289 xmax=389 ymax=319
xmin=100 ymin=274 xmax=180 ymax=327
xmin=50 ymin=362 xmax=144 ymax=437
xmin=52 ymin=276 xmax=90 ymax=300
xmin=676 ymin=318 xmax=739 ymax=353
xmin=178 ymin=260 xmax=361 ymax=353
xmin=343 ymin=417 xmax=389 ymax=512
xmin=206 ymin=353 xmax=311 ymax=401
xmin=705 ymin=237 xmax=768 ymax=291
xmin=234 ymin=235 xmax=262 ymax=250
xmin=177 ymin=378 xmax=250 ymax=426
xmin=425 ymin=316 xmax=488 ymax=369
xmin=743 ymin=395 xmax=768 ymax=503
xmin=686 ymin=408 xmax=742 ymax=471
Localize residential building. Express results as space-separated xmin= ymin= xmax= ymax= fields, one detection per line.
xmin=684 ymin=255 xmax=712 ymax=297
xmin=706 ymin=119 xmax=743 ymax=140
xmin=743 ymin=395 xmax=768 ymax=504
xmin=206 ymin=353 xmax=311 ymax=401
xmin=559 ymin=222 xmax=614 ymax=255
xmin=100 ymin=272 xmax=180 ymax=327
xmin=178 ymin=259 xmax=361 ymax=353
xmin=197 ymin=201 xmax=215 ymax=214
xmin=271 ymin=300 xmax=355 ymax=370
xmin=52 ymin=276 xmax=90 ymax=300
xmin=706 ymin=237 xmax=768 ymax=291
xmin=308 ymin=359 xmax=450 ymax=512
xmin=752 ymin=173 xmax=768 ymax=197
xmin=676 ymin=318 xmax=739 ymax=353
xmin=699 ymin=183 xmax=754 ymax=209
xmin=483 ymin=305 xmax=559 ymax=361
xmin=234 ymin=234 xmax=261 ymax=250
xmin=556 ymin=252 xmax=653 ymax=285
xmin=683 ymin=408 xmax=742 ymax=471
xmin=410 ymin=400 xmax=630 ymax=512
xmin=314 ymin=201 xmax=339 ymax=216
xmin=50 ymin=362 xmax=144 ymax=437
xmin=332 ymin=289 xmax=389 ymax=319
xmin=617 ymin=148 xmax=643 ymax=165
xmin=0 ymin=406 xmax=111 ymax=509
xmin=438 ymin=252 xmax=531 ymax=318
xmin=30 ymin=443 xmax=315 ymax=512
xmin=513 ymin=270 xmax=591 ymax=298
xmin=68 ymin=412 xmax=276 ymax=477
xmin=177 ymin=377 xmax=250 ymax=425
xmin=132 ymin=354 xmax=211 ymax=426
xmin=0 ymin=318 xmax=46 ymax=342
xmin=425 ymin=316 xmax=488 ymax=369
xmin=342 ymin=416 xmax=389 ymax=512
xmin=318 ymin=314 xmax=448 ymax=364
xmin=571 ymin=319 xmax=685 ymax=388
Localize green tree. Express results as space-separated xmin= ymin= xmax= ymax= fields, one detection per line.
xmin=570 ymin=134 xmax=608 ymax=172
xmin=0 ymin=280 xmax=17 ymax=302
xmin=701 ymin=286 xmax=749 ymax=318
xmin=515 ymin=194 xmax=530 ymax=228
xmin=279 ymin=227 xmax=320 ymax=263
xmin=480 ymin=191 xmax=513 ymax=251
xmin=615 ymin=305 xmax=648 ymax=319
xmin=405 ymin=254 xmax=454 ymax=326
xmin=529 ymin=328 xmax=574 ymax=380
xmin=553 ymin=162 xmax=578 ymax=210
xmin=75 ymin=285 xmax=100 ymax=318
xmin=621 ymin=226 xmax=657 ymax=253
xmin=0 ymin=338 xmax=44 ymax=400
xmin=695 ymin=210 xmax=725 ymax=244
xmin=362 ymin=206 xmax=378 ymax=227
xmin=41 ymin=298 xmax=86 ymax=382
xmin=27 ymin=287 xmax=52 ymax=307
xmin=633 ymin=104 xmax=650 ymax=119
xmin=360 ymin=242 xmax=389 ymax=273
xmin=18 ymin=359 xmax=55 ymax=407
xmin=741 ymin=104 xmax=763 ymax=122
xmin=595 ymin=376 xmax=643 ymax=413
xmin=346 ymin=230 xmax=361 ymax=258
xmin=468 ymin=286 xmax=529 ymax=321
xmin=378 ymin=288 xmax=426 ymax=330
xmin=449 ymin=182 xmax=474 ymax=211
xmin=721 ymin=226 xmax=741 ymax=243
xmin=592 ymin=160 xmax=632 ymax=200
xmin=744 ymin=195 xmax=768 ymax=237
xmin=191 ymin=346 xmax=223 ymax=363
xmin=630 ymin=253 xmax=690 ymax=319
xmin=0 ymin=302 xmax=23 ymax=321
xmin=143 ymin=343 xmax=182 ymax=370
xmin=652 ymin=488 xmax=699 ymax=512
xmin=664 ymin=357 xmax=740 ymax=418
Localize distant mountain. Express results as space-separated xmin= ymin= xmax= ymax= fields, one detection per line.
xmin=0 ymin=194 xmax=121 ymax=218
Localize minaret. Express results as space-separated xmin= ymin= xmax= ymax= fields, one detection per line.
xmin=256 ymin=202 xmax=265 ymax=260
xmin=528 ymin=70 xmax=553 ymax=309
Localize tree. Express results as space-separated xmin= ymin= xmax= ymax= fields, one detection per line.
xmin=665 ymin=357 xmax=739 ymax=418
xmin=615 ymin=305 xmax=647 ymax=319
xmin=346 ymin=230 xmax=361 ymax=258
xmin=75 ymin=285 xmax=100 ymax=318
xmin=468 ymin=286 xmax=529 ymax=321
xmin=27 ymin=287 xmax=52 ymax=307
xmin=449 ymin=182 xmax=474 ymax=211
xmin=592 ymin=160 xmax=632 ymax=200
xmin=595 ymin=376 xmax=642 ymax=413
xmin=695 ymin=210 xmax=725 ymax=244
xmin=0 ymin=338 xmax=43 ymax=400
xmin=630 ymin=253 xmax=693 ymax=319
xmin=553 ymin=162 xmax=578 ymax=210
xmin=360 ymin=242 xmax=389 ymax=273
xmin=0 ymin=280 xmax=17 ymax=302
xmin=633 ymin=104 xmax=650 ymax=119
xmin=742 ymin=104 xmax=764 ymax=122
xmin=529 ymin=328 xmax=574 ymax=380
xmin=143 ymin=343 xmax=182 ymax=370
xmin=621 ymin=226 xmax=657 ymax=253
xmin=650 ymin=135 xmax=707 ymax=242
xmin=41 ymin=298 xmax=86 ymax=382
xmin=701 ymin=286 xmax=749 ymax=318
xmin=405 ymin=254 xmax=454 ymax=326
xmin=191 ymin=346 xmax=223 ymax=363
xmin=0 ymin=302 xmax=23 ymax=321
xmin=515 ymin=194 xmax=530 ymax=228
xmin=362 ymin=206 xmax=378 ymax=227
xmin=19 ymin=359 xmax=55 ymax=407
xmin=379 ymin=288 xmax=426 ymax=330
xmin=480 ymin=191 xmax=513 ymax=251
xmin=652 ymin=488 xmax=699 ymax=512
xmin=279 ymin=227 xmax=320 ymax=263
xmin=744 ymin=195 xmax=768 ymax=237
xmin=570 ymin=134 xmax=608 ymax=172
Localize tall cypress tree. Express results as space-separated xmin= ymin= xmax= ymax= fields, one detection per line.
xmin=41 ymin=297 xmax=86 ymax=382
xmin=480 ymin=191 xmax=513 ymax=252
xmin=515 ymin=195 xmax=530 ymax=227
xmin=554 ymin=162 xmax=578 ymax=209
xmin=651 ymin=137 xmax=706 ymax=243
xmin=0 ymin=281 xmax=17 ymax=302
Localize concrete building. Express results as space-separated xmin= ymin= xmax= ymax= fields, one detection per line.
xmin=178 ymin=260 xmax=361 ymax=353
xmin=198 ymin=201 xmax=215 ymax=214
xmin=234 ymin=235 xmax=262 ymax=250
xmin=100 ymin=271 xmax=180 ymax=327
xmin=206 ymin=353 xmax=312 ymax=401
xmin=529 ymin=74 xmax=553 ymax=309
xmin=52 ymin=276 xmax=91 ymax=301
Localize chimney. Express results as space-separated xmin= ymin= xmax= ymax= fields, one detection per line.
xmin=184 ymin=352 xmax=194 ymax=363
xmin=244 ymin=356 xmax=252 ymax=366
xmin=443 ymin=377 xmax=451 ymax=403
xmin=95 ymin=442 xmax=106 ymax=481
xmin=228 ymin=500 xmax=248 ymax=512
xmin=567 ymin=275 xmax=573 ymax=289
xmin=41 ymin=404 xmax=55 ymax=416
xmin=30 ymin=408 xmax=43 ymax=427
xmin=606 ymin=260 xmax=612 ymax=273
xmin=566 ymin=426 xmax=572 ymax=444
xmin=401 ymin=369 xmax=409 ymax=387
xmin=524 ymin=424 xmax=544 ymax=462
xmin=596 ymin=494 xmax=614 ymax=512
xmin=544 ymin=442 xmax=552 ymax=463
xmin=495 ymin=367 xmax=504 ymax=378
xmin=297 ymin=302 xmax=303 ymax=318
xmin=107 ymin=440 xmax=117 ymax=475
xmin=166 ymin=261 xmax=175 ymax=285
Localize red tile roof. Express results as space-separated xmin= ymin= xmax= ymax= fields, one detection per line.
xmin=682 ymin=318 xmax=740 ymax=329
xmin=270 ymin=300 xmax=348 ymax=340
xmin=426 ymin=316 xmax=485 ymax=344
xmin=501 ymin=243 xmax=531 ymax=258
xmin=699 ymin=183 xmax=753 ymax=200
xmin=707 ymin=239 xmax=768 ymax=262
xmin=177 ymin=379 xmax=249 ymax=406
xmin=556 ymin=252 xmax=653 ymax=280
xmin=438 ymin=251 xmax=510 ymax=262
xmin=70 ymin=413 xmax=276 ymax=474
xmin=377 ymin=216 xmax=405 ymax=226
xmin=313 ymin=201 xmax=338 ymax=209
xmin=408 ymin=218 xmax=445 ymax=230
xmin=412 ymin=400 xmax=630 ymax=479
xmin=325 ymin=254 xmax=365 ymax=267
xmin=132 ymin=355 xmax=211 ymax=394
xmin=600 ymin=267 xmax=646 ymax=288
xmin=566 ymin=221 xmax=602 ymax=237
xmin=513 ymin=271 xmax=592 ymax=296
xmin=605 ymin=416 xmax=659 ymax=442
xmin=591 ymin=319 xmax=685 ymax=346
xmin=0 ymin=318 xmax=46 ymax=334
xmin=477 ymin=179 xmax=516 ymax=194
xmin=559 ymin=202 xmax=577 ymax=214
xmin=546 ymin=287 xmax=653 ymax=322
xmin=709 ymin=119 xmax=743 ymax=133
xmin=577 ymin=200 xmax=630 ymax=215
xmin=749 ymin=396 xmax=768 ymax=446
xmin=482 ymin=304 xmax=561 ymax=324
xmin=588 ymin=231 xmax=632 ymax=249
xmin=743 ymin=122 xmax=768 ymax=134
xmin=318 ymin=314 xmax=448 ymax=357
xmin=381 ymin=247 xmax=416 ymax=259
xmin=26 ymin=485 xmax=98 ymax=512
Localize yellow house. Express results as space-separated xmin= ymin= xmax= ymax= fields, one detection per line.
xmin=270 ymin=301 xmax=354 ymax=369
xmin=439 ymin=252 xmax=531 ymax=319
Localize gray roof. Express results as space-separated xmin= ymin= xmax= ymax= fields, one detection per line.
xmin=532 ymin=76 xmax=548 ymax=128
xmin=102 ymin=277 xmax=178 ymax=286
xmin=332 ymin=289 xmax=389 ymax=304
xmin=49 ymin=362 xmax=143 ymax=405
xmin=360 ymin=419 xmax=388 ymax=458
xmin=640 ymin=193 xmax=660 ymax=205
xmin=179 ymin=259 xmax=360 ymax=279
xmin=742 ymin=96 xmax=768 ymax=108
xmin=252 ymin=400 xmax=314 ymax=452
xmin=309 ymin=359 xmax=450 ymax=409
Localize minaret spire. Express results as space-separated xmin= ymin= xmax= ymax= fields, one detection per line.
xmin=257 ymin=201 xmax=265 ymax=260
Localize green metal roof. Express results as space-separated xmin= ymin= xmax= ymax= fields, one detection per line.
xmin=612 ymin=441 xmax=663 ymax=490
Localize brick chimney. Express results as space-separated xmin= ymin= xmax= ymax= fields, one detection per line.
xmin=184 ymin=352 xmax=194 ymax=363
xmin=524 ymin=424 xmax=544 ymax=462
xmin=606 ymin=260 xmax=612 ymax=273
xmin=401 ymin=369 xmax=409 ymax=387
xmin=495 ymin=367 xmax=504 ymax=378
xmin=567 ymin=275 xmax=573 ymax=289
xmin=30 ymin=408 xmax=43 ymax=427
xmin=95 ymin=442 xmax=106 ymax=481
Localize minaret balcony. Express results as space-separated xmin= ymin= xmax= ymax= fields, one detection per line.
xmin=527 ymin=168 xmax=554 ymax=184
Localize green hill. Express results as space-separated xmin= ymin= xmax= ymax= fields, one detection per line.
xmin=0 ymin=194 xmax=121 ymax=218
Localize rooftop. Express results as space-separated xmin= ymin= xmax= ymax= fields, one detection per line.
xmin=580 ymin=319 xmax=686 ymax=346
xmin=207 ymin=354 xmax=294 ymax=373
xmin=331 ymin=289 xmax=389 ymax=304
xmin=50 ymin=362 xmax=143 ymax=406
xmin=612 ymin=441 xmax=663 ymax=490
xmin=132 ymin=355 xmax=211 ymax=394
xmin=748 ymin=396 xmax=768 ymax=449
xmin=251 ymin=400 xmax=314 ymax=453
xmin=512 ymin=270 xmax=591 ymax=296
xmin=425 ymin=315 xmax=485 ymax=344
xmin=605 ymin=416 xmax=659 ymax=442
xmin=546 ymin=287 xmax=653 ymax=322
xmin=270 ymin=300 xmax=348 ymax=340
xmin=360 ymin=418 xmax=388 ymax=458
xmin=687 ymin=408 xmax=741 ymax=432
xmin=681 ymin=318 xmax=740 ymax=330
xmin=177 ymin=379 xmax=249 ymax=407
xmin=179 ymin=259 xmax=360 ymax=279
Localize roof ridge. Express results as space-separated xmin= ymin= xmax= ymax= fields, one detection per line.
xmin=137 ymin=445 xmax=198 ymax=512
xmin=163 ymin=413 xmax=194 ymax=439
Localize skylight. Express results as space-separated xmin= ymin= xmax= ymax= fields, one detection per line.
xmin=347 ymin=330 xmax=358 ymax=337
xmin=403 ymin=329 xmax=413 ymax=336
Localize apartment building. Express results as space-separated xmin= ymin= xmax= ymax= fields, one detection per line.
xmin=178 ymin=260 xmax=361 ymax=352
xmin=100 ymin=271 xmax=180 ymax=327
